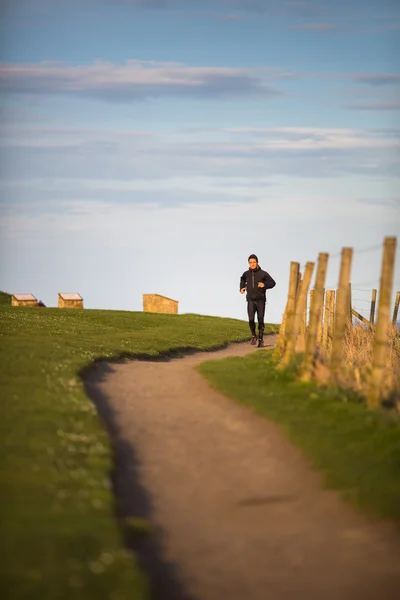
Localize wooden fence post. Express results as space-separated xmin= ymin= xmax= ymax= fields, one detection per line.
xmin=327 ymin=290 xmax=336 ymax=347
xmin=309 ymin=289 xmax=321 ymax=334
xmin=301 ymin=253 xmax=329 ymax=381
xmin=317 ymin=288 xmax=324 ymax=344
xmin=322 ymin=290 xmax=329 ymax=350
xmin=288 ymin=264 xmax=302 ymax=346
xmin=392 ymin=291 xmax=400 ymax=326
xmin=370 ymin=289 xmax=377 ymax=327
xmin=296 ymin=272 xmax=302 ymax=300
xmin=296 ymin=290 xmax=308 ymax=353
xmin=280 ymin=261 xmax=315 ymax=368
xmin=303 ymin=294 xmax=307 ymax=332
xmin=351 ymin=308 xmax=373 ymax=331
xmin=322 ymin=290 xmax=336 ymax=352
xmin=348 ymin=282 xmax=352 ymax=327
xmin=274 ymin=302 xmax=288 ymax=359
xmin=367 ymin=237 xmax=397 ymax=409
xmin=274 ymin=262 xmax=300 ymax=359
xmin=330 ymin=248 xmax=353 ymax=376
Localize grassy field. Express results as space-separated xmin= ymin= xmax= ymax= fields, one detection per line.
xmin=0 ymin=296 xmax=279 ymax=599
xmin=198 ymin=349 xmax=400 ymax=527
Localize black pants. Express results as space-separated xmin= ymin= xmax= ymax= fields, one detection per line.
xmin=247 ymin=299 xmax=266 ymax=337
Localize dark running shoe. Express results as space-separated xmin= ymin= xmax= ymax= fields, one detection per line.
xmin=257 ymin=338 xmax=264 ymax=348
xmin=251 ymin=336 xmax=257 ymax=345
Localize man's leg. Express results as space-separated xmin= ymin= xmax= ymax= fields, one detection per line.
xmin=256 ymin=300 xmax=266 ymax=347
xmin=247 ymin=300 xmax=257 ymax=344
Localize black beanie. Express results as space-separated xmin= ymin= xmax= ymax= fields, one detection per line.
xmin=248 ymin=254 xmax=258 ymax=262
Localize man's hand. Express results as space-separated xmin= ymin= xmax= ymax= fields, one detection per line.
xmin=240 ymin=288 xmax=246 ymax=294
xmin=258 ymin=282 xmax=265 ymax=288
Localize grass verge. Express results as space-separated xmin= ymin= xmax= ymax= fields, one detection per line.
xmin=198 ymin=349 xmax=400 ymax=527
xmin=0 ymin=303 xmax=278 ymax=599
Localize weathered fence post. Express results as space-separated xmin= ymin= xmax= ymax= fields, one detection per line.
xmin=348 ymin=282 xmax=352 ymax=328
xmin=351 ymin=308 xmax=374 ymax=331
xmin=296 ymin=288 xmax=308 ymax=353
xmin=280 ymin=261 xmax=315 ymax=368
xmin=367 ymin=237 xmax=397 ymax=409
xmin=322 ymin=290 xmax=329 ymax=349
xmin=274 ymin=303 xmax=288 ymax=359
xmin=274 ymin=262 xmax=300 ymax=359
xmin=392 ymin=291 xmax=400 ymax=326
xmin=317 ymin=288 xmax=324 ymax=343
xmin=308 ymin=290 xmax=316 ymax=341
xmin=327 ymin=290 xmax=336 ymax=347
xmin=370 ymin=289 xmax=377 ymax=327
xmin=309 ymin=290 xmax=314 ymax=320
xmin=322 ymin=290 xmax=335 ymax=352
xmin=296 ymin=272 xmax=302 ymax=300
xmin=330 ymin=248 xmax=353 ymax=376
xmin=301 ymin=253 xmax=329 ymax=381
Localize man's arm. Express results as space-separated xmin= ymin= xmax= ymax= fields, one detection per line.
xmin=263 ymin=271 xmax=276 ymax=289
xmin=240 ymin=272 xmax=247 ymax=292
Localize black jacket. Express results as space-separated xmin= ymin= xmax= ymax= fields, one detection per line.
xmin=240 ymin=266 xmax=276 ymax=301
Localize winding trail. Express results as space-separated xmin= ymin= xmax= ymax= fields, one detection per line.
xmin=84 ymin=336 xmax=400 ymax=600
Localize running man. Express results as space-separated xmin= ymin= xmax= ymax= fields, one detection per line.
xmin=240 ymin=254 xmax=276 ymax=347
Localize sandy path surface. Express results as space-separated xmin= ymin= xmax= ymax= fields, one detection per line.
xmin=84 ymin=336 xmax=400 ymax=600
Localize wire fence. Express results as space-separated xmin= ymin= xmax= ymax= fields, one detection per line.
xmin=299 ymin=241 xmax=400 ymax=325
xmin=275 ymin=236 xmax=399 ymax=410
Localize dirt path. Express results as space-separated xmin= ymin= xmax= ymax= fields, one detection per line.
xmin=84 ymin=337 xmax=400 ymax=600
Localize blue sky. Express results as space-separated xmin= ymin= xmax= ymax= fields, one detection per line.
xmin=0 ymin=0 xmax=399 ymax=323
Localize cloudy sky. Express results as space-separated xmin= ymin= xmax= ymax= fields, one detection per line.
xmin=0 ymin=0 xmax=399 ymax=324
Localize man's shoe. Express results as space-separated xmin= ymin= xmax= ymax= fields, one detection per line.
xmin=257 ymin=338 xmax=264 ymax=348
xmin=251 ymin=336 xmax=257 ymax=345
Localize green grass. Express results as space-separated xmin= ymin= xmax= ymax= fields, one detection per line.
xmin=198 ymin=350 xmax=400 ymax=527
xmin=0 ymin=302 xmax=278 ymax=599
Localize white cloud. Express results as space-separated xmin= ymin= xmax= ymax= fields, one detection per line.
xmin=2 ymin=123 xmax=397 ymax=151
xmin=222 ymin=126 xmax=400 ymax=150
xmin=0 ymin=60 xmax=296 ymax=101
xmin=1 ymin=124 xmax=398 ymax=190
xmin=351 ymin=74 xmax=400 ymax=86
xmin=343 ymin=101 xmax=400 ymax=111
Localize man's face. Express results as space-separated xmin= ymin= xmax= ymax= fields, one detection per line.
xmin=248 ymin=258 xmax=258 ymax=270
